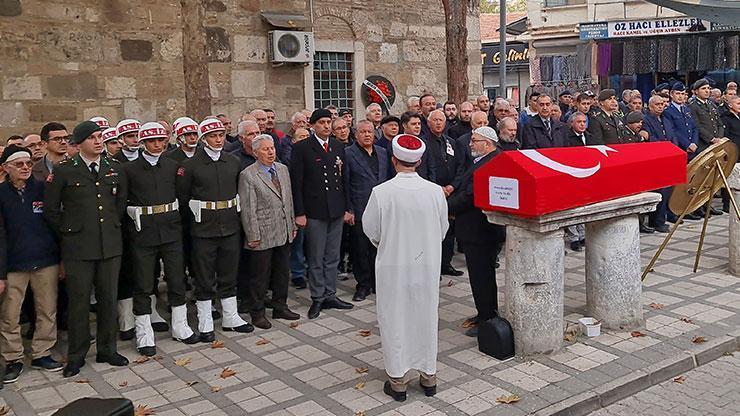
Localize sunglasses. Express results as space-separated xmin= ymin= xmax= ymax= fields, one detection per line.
xmin=9 ymin=160 xmax=34 ymax=168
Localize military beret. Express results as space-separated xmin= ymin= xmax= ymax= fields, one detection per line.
xmin=692 ymin=78 xmax=710 ymax=90
xmin=558 ymin=90 xmax=573 ymax=97
xmin=309 ymin=109 xmax=333 ymax=124
xmin=670 ymin=82 xmax=686 ymax=92
xmin=597 ymin=89 xmax=616 ymax=101
xmin=338 ymin=109 xmax=352 ymax=117
xmin=0 ymin=144 xmax=32 ymax=164
xmin=655 ymin=83 xmax=670 ymax=92
xmin=625 ymin=111 xmax=644 ymax=124
xmin=380 ymin=115 xmax=401 ymax=126
xmin=72 ymin=120 xmax=103 ymax=144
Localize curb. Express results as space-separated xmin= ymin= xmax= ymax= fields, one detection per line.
xmin=532 ymin=332 xmax=740 ymax=416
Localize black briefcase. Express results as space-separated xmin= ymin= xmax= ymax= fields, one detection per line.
xmin=477 ymin=312 xmax=515 ymax=360
xmin=52 ymin=398 xmax=134 ymax=416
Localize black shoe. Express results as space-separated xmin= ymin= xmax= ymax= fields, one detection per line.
xmin=710 ymin=207 xmax=723 ymax=216
xmin=272 ymin=309 xmax=300 ymax=320
xmin=251 ymin=314 xmax=272 ymax=330
xmin=570 ymin=241 xmax=583 ymax=252
xmin=667 ymin=216 xmax=683 ymax=224
xmin=352 ymin=288 xmax=370 ymax=302
xmin=96 ymin=353 xmax=128 ymax=367
xmin=3 ymin=361 xmax=23 ymax=383
xmin=151 ymin=322 xmax=169 ymax=332
xmin=199 ymin=331 xmax=215 ymax=343
xmin=441 ymin=266 xmax=464 ymax=276
xmin=119 ymin=328 xmax=134 ymax=341
xmin=175 ymin=333 xmax=200 ymax=344
xmin=223 ymin=323 xmax=255 ymax=333
xmin=322 ymin=297 xmax=354 ymax=310
xmin=639 ymin=223 xmax=655 ymax=233
xmin=464 ymin=326 xmax=479 ymax=337
xmin=383 ymin=381 xmax=407 ymax=402
xmin=31 ymin=356 xmax=63 ymax=372
xmin=292 ymin=279 xmax=307 ymax=289
xmin=422 ymin=384 xmax=437 ymax=397
xmin=138 ymin=346 xmax=157 ymax=357
xmin=62 ymin=360 xmax=85 ymax=378
xmin=308 ymin=301 xmax=322 ymax=319
xmin=654 ymin=224 xmax=670 ymax=233
xmin=724 ymin=205 xmax=730 ymax=213
xmin=212 ymin=309 xmax=222 ymax=320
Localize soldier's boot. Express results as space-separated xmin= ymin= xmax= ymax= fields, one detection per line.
xmin=149 ymin=295 xmax=170 ymax=332
xmin=134 ymin=315 xmax=156 ymax=357
xmin=171 ymin=304 xmax=199 ymax=344
xmin=196 ymin=300 xmax=215 ymax=343
xmin=118 ymin=298 xmax=135 ymax=341
xmin=221 ymin=297 xmax=255 ymax=333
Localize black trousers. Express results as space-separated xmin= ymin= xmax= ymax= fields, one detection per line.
xmin=65 ymin=256 xmax=121 ymax=363
xmin=247 ymin=243 xmax=290 ymax=313
xmin=117 ymin=242 xmax=134 ymax=300
xmin=191 ymin=233 xmax=240 ymax=301
xmin=340 ymin=223 xmax=353 ymax=267
xmin=463 ymin=243 xmax=499 ymax=321
xmin=442 ymin=220 xmax=456 ymax=268
xmin=131 ymin=240 xmax=188 ymax=315
xmin=351 ymin=221 xmax=377 ymax=291
xmin=236 ymin=248 xmax=252 ymax=301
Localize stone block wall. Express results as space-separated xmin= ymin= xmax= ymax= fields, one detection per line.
xmin=0 ymin=0 xmax=481 ymax=139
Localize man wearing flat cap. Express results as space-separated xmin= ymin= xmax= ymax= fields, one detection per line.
xmin=44 ymin=121 xmax=129 ymax=377
xmin=362 ymin=133 xmax=448 ymax=402
xmin=588 ymin=89 xmax=627 ymax=145
xmin=290 ymin=109 xmax=354 ymax=319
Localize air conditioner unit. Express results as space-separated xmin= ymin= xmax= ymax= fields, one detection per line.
xmin=268 ymin=30 xmax=314 ymax=63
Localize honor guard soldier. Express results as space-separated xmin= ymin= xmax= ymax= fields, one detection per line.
xmin=177 ymin=118 xmax=254 ymax=341
xmin=102 ymin=127 xmax=122 ymax=157
xmin=119 ymin=123 xmax=199 ymax=355
xmin=44 ymin=121 xmax=129 ymax=377
xmin=90 ymin=116 xmax=111 ymax=130
xmin=588 ymin=89 xmax=627 ymax=145
xmin=114 ymin=119 xmax=142 ymax=163
xmin=166 ymin=117 xmax=200 ymax=163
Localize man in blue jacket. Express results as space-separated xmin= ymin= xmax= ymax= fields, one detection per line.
xmin=0 ymin=145 xmax=63 ymax=384
xmin=663 ymin=82 xmax=699 ymax=159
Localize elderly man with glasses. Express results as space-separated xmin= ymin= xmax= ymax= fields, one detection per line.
xmin=32 ymin=122 xmax=70 ymax=182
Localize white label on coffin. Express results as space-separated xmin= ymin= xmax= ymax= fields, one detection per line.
xmin=489 ymin=177 xmax=519 ymax=209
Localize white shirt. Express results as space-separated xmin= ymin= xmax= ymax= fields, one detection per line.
xmin=204 ymin=146 xmax=221 ymax=161
xmin=122 ymin=148 xmax=139 ymax=161
xmin=183 ymin=149 xmax=195 ymax=158
xmin=79 ymin=154 xmax=101 ymax=172
xmin=315 ymin=135 xmax=329 ymax=150
xmin=142 ymin=152 xmax=160 ymax=166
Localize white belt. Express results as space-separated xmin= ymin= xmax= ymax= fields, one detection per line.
xmin=189 ymin=196 xmax=240 ymax=223
xmin=126 ymin=200 xmax=179 ymax=232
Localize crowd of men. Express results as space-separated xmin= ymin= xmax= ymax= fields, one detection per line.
xmin=0 ymin=77 xmax=738 ymax=397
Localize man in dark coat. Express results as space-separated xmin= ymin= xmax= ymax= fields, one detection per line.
xmin=448 ymin=127 xmax=505 ymax=337
xmin=563 ymin=112 xmax=594 ymax=147
xmin=290 ymin=109 xmax=354 ymax=319
xmin=521 ymin=94 xmax=568 ymax=149
xmin=448 ymin=101 xmax=474 ymax=140
xmin=663 ymin=82 xmax=700 ymax=159
xmin=588 ymin=89 xmax=627 ymax=145
xmin=344 ymin=120 xmax=390 ymax=301
xmin=689 ymin=78 xmax=725 ymax=217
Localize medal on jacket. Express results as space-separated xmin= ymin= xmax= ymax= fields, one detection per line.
xmin=335 ymin=156 xmax=343 ymax=176
xmin=112 ymin=184 xmax=118 ymax=196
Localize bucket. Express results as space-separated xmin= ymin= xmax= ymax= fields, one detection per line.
xmin=578 ymin=317 xmax=601 ymax=337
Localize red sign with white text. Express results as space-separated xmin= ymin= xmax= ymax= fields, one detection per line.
xmin=473 ymin=142 xmax=687 ymax=218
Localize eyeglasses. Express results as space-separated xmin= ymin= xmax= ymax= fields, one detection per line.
xmin=48 ymin=136 xmax=71 ymax=143
xmin=9 ymin=160 xmax=34 ymax=168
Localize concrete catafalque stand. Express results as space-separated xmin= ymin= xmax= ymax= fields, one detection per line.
xmin=729 ymin=165 xmax=740 ymax=276
xmin=485 ymin=192 xmax=661 ymax=357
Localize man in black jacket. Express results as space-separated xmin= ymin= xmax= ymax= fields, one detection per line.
xmin=448 ymin=101 xmax=474 ymax=140
xmin=522 ymin=94 xmax=568 ymax=149
xmin=290 ymin=109 xmax=354 ymax=319
xmin=448 ymin=127 xmax=505 ymax=337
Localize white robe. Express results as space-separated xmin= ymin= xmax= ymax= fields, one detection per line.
xmin=362 ymin=172 xmax=449 ymax=378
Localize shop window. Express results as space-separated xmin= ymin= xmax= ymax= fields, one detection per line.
xmin=313 ymin=51 xmax=354 ymax=111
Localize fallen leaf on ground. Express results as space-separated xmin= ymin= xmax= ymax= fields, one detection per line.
xmin=673 ymin=375 xmax=686 ymax=384
xmin=0 ymin=406 xmax=9 ymax=416
xmin=134 ymin=404 xmax=156 ymax=416
xmin=355 ymin=366 xmax=369 ymax=374
xmin=496 ymin=394 xmax=521 ymax=404
xmin=692 ymin=336 xmax=707 ymax=344
xmin=211 ymin=340 xmax=225 ymax=349
xmin=152 ymin=356 xmax=164 ymax=361
xmin=289 ymin=322 xmax=300 ymax=328
xmin=354 ymin=382 xmax=365 ymax=389
xmin=649 ymin=302 xmax=665 ymax=310
xmin=220 ymin=367 xmax=237 ymax=379
xmin=255 ymin=338 xmax=270 ymax=345
xmin=680 ymin=317 xmax=694 ymax=324
xmin=630 ymin=331 xmax=646 ymax=338
xmin=355 ymin=411 xmax=366 ymax=416
xmin=175 ymin=357 xmax=192 ymax=367
xmin=358 ymin=330 xmax=371 ymax=337
xmin=462 ymin=318 xmax=477 ymax=329
xmin=134 ymin=356 xmax=150 ymax=364
xmin=723 ymin=351 xmax=734 ymax=357
xmin=210 ymin=386 xmax=222 ymax=393
xmin=447 ymin=280 xmax=454 ymax=287
xmin=119 ymin=380 xmax=129 ymax=387
xmin=185 ymin=380 xmax=199 ymax=386
xmin=563 ymin=332 xmax=576 ymax=342
xmin=75 ymin=378 xmax=90 ymax=384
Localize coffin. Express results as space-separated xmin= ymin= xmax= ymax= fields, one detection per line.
xmin=473 ymin=142 xmax=687 ymax=218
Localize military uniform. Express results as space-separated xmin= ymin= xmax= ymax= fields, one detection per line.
xmin=587 ymin=108 xmax=627 ymax=145
xmin=689 ymin=97 xmax=725 ymax=153
xmin=44 ymin=154 xmax=125 ymax=365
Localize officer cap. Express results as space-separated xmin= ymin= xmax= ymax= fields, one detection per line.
xmin=380 ymin=115 xmax=401 ymax=126
xmin=625 ymin=111 xmax=644 ymax=124
xmin=692 ymin=78 xmax=710 ymax=90
xmin=655 ymin=83 xmax=670 ymax=92
xmin=72 ymin=120 xmax=103 ymax=144
xmin=597 ymin=89 xmax=616 ymax=102
xmin=309 ymin=109 xmax=333 ymax=124
xmin=670 ymin=82 xmax=686 ymax=92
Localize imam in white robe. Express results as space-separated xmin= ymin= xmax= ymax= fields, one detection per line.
xmin=362 ymin=172 xmax=449 ymax=378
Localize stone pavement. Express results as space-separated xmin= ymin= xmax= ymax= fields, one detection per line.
xmin=590 ymin=354 xmax=740 ymax=416
xmin=1 ymin=203 xmax=739 ymax=416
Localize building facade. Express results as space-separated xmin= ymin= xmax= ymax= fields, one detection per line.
xmin=0 ymin=0 xmax=482 ymax=138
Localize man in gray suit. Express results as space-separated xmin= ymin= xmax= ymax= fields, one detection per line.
xmin=239 ymin=134 xmax=300 ymax=329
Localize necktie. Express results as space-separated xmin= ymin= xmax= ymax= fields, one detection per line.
xmin=269 ymin=167 xmax=282 ymax=195
xmin=89 ymin=162 xmax=97 ymax=175
xmin=580 ymin=134 xmax=586 ymax=145
xmin=544 ymin=119 xmax=551 ymax=136
xmin=322 ymin=142 xmax=329 ymax=152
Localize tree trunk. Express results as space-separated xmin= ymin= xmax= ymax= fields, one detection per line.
xmin=442 ymin=0 xmax=470 ymax=104
xmin=180 ymin=0 xmax=211 ymax=119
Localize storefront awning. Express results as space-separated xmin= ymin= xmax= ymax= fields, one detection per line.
xmin=643 ymin=0 xmax=740 ymax=26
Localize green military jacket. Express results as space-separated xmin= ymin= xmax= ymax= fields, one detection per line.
xmin=688 ymin=98 xmax=725 ymax=152
xmin=43 ymin=155 xmax=125 ymax=260
xmin=587 ymin=108 xmax=626 ymax=145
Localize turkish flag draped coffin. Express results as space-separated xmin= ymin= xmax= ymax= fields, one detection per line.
xmin=473 ymin=142 xmax=687 ymax=218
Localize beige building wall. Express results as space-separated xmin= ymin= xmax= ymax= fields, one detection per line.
xmin=0 ymin=0 xmax=481 ymax=139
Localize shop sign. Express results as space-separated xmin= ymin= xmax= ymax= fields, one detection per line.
xmin=580 ymin=17 xmax=711 ymax=40
xmin=481 ymin=43 xmax=529 ymax=71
